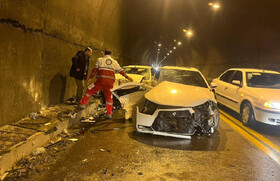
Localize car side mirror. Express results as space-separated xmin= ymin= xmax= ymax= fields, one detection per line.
xmin=210 ymin=82 xmax=217 ymax=89
xmin=232 ymin=80 xmax=241 ymax=87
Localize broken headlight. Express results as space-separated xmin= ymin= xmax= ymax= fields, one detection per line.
xmin=142 ymin=100 xmax=158 ymax=115
xmin=192 ymin=101 xmax=219 ymax=134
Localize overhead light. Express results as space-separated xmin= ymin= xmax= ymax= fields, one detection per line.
xmin=177 ymin=42 xmax=182 ymax=46
xmin=171 ymin=89 xmax=177 ymax=94
xmin=173 ymin=47 xmax=176 ymax=50
xmin=167 ymin=53 xmax=170 ymax=55
xmin=213 ymin=3 xmax=220 ymax=9
xmin=170 ymin=50 xmax=172 ymax=53
xmin=187 ymin=30 xmax=193 ymax=37
xmin=158 ymin=44 xmax=162 ymax=47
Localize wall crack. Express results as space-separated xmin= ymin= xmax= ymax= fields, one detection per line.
xmin=0 ymin=18 xmax=98 ymax=50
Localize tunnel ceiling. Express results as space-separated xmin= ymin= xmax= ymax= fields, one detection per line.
xmin=121 ymin=0 xmax=280 ymax=69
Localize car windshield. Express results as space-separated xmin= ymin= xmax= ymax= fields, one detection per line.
xmin=247 ymin=72 xmax=280 ymax=89
xmin=123 ymin=67 xmax=150 ymax=79
xmin=157 ymin=69 xmax=208 ymax=88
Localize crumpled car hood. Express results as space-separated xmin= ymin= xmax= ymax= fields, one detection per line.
xmin=145 ymin=81 xmax=213 ymax=107
xmin=115 ymin=73 xmax=144 ymax=83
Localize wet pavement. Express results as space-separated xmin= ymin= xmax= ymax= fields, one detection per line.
xmin=219 ymin=104 xmax=280 ymax=148
xmin=4 ymin=107 xmax=280 ymax=181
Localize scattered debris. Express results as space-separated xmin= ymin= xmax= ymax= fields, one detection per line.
xmin=46 ymin=137 xmax=63 ymax=148
xmin=81 ymin=119 xmax=96 ymax=123
xmin=62 ymin=129 xmax=69 ymax=136
xmin=32 ymin=147 xmax=46 ymax=156
xmin=82 ymin=158 xmax=88 ymax=163
xmin=111 ymin=173 xmax=115 ymax=176
xmin=68 ymin=138 xmax=78 ymax=142
xmin=57 ymin=111 xmax=77 ymax=119
xmin=1 ymin=172 xmax=9 ymax=181
xmin=136 ymin=150 xmax=140 ymax=154
xmin=44 ymin=122 xmax=51 ymax=126
xmin=75 ymin=127 xmax=86 ymax=135
xmin=70 ymin=113 xmax=77 ymax=118
xmin=29 ymin=112 xmax=39 ymax=120
xmin=100 ymin=148 xmax=111 ymax=152
xmin=102 ymin=168 xmax=107 ymax=174
xmin=137 ymin=171 xmax=143 ymax=175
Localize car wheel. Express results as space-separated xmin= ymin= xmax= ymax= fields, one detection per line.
xmin=241 ymin=102 xmax=255 ymax=126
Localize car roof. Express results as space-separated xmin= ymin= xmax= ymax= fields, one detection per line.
xmin=161 ymin=66 xmax=199 ymax=72
xmin=123 ymin=65 xmax=152 ymax=69
xmin=227 ymin=68 xmax=280 ymax=74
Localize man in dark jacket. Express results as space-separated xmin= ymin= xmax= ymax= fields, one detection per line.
xmin=70 ymin=47 xmax=92 ymax=103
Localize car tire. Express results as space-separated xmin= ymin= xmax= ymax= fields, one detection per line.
xmin=241 ymin=102 xmax=255 ymax=126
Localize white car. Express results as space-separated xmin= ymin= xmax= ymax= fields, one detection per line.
xmin=212 ymin=68 xmax=280 ymax=126
xmin=136 ymin=66 xmax=220 ymax=139
xmin=114 ymin=65 xmax=156 ymax=87
xmin=111 ymin=82 xmax=147 ymax=120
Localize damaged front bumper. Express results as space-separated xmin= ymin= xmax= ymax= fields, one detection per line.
xmin=111 ymin=82 xmax=147 ymax=120
xmin=136 ymin=101 xmax=219 ymax=139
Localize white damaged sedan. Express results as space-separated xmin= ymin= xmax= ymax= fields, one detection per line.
xmin=136 ymin=66 xmax=219 ymax=139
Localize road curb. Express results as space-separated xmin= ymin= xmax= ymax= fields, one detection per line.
xmin=0 ymin=101 xmax=100 ymax=177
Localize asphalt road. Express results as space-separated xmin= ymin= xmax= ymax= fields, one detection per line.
xmin=8 ymin=105 xmax=280 ymax=181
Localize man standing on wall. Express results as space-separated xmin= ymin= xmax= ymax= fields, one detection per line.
xmin=80 ymin=50 xmax=133 ymax=119
xmin=70 ymin=47 xmax=93 ymax=103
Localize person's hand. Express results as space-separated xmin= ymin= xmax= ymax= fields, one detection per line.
xmin=76 ymin=68 xmax=80 ymax=71
xmin=87 ymin=78 xmax=92 ymax=85
xmin=127 ymin=76 xmax=133 ymax=82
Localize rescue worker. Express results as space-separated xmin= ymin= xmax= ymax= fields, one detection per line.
xmin=70 ymin=47 xmax=93 ymax=103
xmin=80 ymin=50 xmax=133 ymax=118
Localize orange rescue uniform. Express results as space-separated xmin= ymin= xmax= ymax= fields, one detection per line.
xmin=80 ymin=55 xmax=128 ymax=115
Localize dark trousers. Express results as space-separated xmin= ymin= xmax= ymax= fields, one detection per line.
xmin=75 ymin=79 xmax=84 ymax=102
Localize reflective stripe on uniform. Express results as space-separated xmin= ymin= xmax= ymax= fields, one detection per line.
xmin=117 ymin=69 xmax=123 ymax=72
xmin=96 ymin=75 xmax=115 ymax=79
xmin=106 ymin=102 xmax=113 ymax=105
xmin=99 ymin=67 xmax=115 ymax=71
xmin=98 ymin=67 xmax=115 ymax=72
xmin=86 ymin=93 xmax=91 ymax=97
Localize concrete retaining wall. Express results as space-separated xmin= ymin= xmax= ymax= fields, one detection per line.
xmin=0 ymin=0 xmax=123 ymax=126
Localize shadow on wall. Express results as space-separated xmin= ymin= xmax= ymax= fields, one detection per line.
xmin=49 ymin=73 xmax=66 ymax=105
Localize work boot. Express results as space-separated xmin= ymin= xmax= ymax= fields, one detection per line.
xmin=106 ymin=114 xmax=112 ymax=119
xmin=77 ymin=104 xmax=86 ymax=110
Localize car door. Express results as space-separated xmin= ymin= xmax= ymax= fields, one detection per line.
xmin=224 ymin=71 xmax=243 ymax=112
xmin=215 ymin=70 xmax=235 ymax=107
